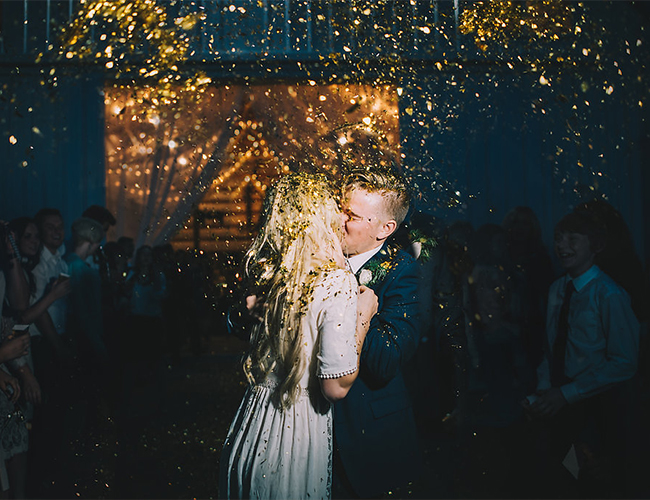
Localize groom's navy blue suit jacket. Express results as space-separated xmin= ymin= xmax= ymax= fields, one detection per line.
xmin=334 ymin=244 xmax=422 ymax=498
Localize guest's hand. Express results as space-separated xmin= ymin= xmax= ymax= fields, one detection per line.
xmin=18 ymin=369 xmax=41 ymax=405
xmin=0 ymin=371 xmax=21 ymax=403
xmin=529 ymin=388 xmax=567 ymax=418
xmin=520 ymin=395 xmax=536 ymax=420
xmin=0 ymin=335 xmax=30 ymax=363
xmin=245 ymin=295 xmax=265 ymax=322
xmin=49 ymin=277 xmax=72 ymax=301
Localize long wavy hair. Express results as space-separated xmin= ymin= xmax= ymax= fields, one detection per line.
xmin=242 ymin=172 xmax=344 ymax=410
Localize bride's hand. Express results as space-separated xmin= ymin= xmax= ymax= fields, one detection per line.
xmin=354 ymin=286 xmax=377 ymax=356
xmin=357 ymin=286 xmax=378 ymax=327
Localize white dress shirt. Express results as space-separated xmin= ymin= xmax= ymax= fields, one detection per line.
xmin=30 ymin=245 xmax=69 ymax=336
xmin=537 ymin=265 xmax=640 ymax=404
xmin=346 ymin=245 xmax=383 ymax=275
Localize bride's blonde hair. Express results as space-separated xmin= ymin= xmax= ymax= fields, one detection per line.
xmin=242 ymin=172 xmax=343 ymax=409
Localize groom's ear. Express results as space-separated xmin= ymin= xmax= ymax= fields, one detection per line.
xmin=377 ymin=219 xmax=397 ymax=241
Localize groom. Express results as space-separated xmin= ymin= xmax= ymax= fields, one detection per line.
xmin=333 ymin=168 xmax=422 ymax=498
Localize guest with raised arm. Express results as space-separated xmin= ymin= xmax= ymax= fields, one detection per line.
xmin=0 ymin=221 xmax=35 ymax=498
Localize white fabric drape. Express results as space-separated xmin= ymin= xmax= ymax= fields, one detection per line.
xmin=105 ymin=86 xmax=245 ymax=247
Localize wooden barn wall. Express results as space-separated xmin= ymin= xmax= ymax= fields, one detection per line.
xmin=0 ymin=71 xmax=106 ymax=231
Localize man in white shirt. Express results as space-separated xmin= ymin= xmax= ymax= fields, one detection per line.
xmin=28 ymin=208 xmax=74 ymax=498
xmin=528 ymin=212 xmax=639 ymax=415
xmin=32 ymin=208 xmax=69 ymax=340
xmin=525 ymin=212 xmax=640 ymax=498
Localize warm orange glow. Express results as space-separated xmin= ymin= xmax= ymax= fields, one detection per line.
xmin=105 ymin=83 xmax=400 ymax=252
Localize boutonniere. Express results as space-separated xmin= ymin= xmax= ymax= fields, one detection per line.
xmin=409 ymin=229 xmax=438 ymax=262
xmin=358 ymin=258 xmax=392 ymax=287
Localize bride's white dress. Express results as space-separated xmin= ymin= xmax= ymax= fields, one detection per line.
xmin=220 ymin=269 xmax=359 ymax=499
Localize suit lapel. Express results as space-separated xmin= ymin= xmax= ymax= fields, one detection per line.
xmin=356 ymin=244 xmax=394 ymax=288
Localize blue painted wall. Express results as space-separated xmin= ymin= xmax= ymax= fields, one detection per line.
xmin=399 ymin=2 xmax=650 ymax=267
xmin=0 ymin=69 xmax=105 ymax=229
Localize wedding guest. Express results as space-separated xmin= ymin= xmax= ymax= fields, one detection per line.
xmin=8 ymin=217 xmax=72 ymax=332
xmin=64 ymin=217 xmax=108 ymax=387
xmin=7 ymin=218 xmax=68 ymax=413
xmin=456 ymin=263 xmax=535 ymax=498
xmin=400 ymin=213 xmax=458 ymax=434
xmin=525 ymin=211 xmax=640 ymax=498
xmin=333 ymin=167 xmax=422 ymax=499
xmin=103 ymin=241 xmax=129 ymax=289
xmin=31 ymin=208 xmax=69 ymax=356
xmin=573 ymin=199 xmax=650 ymax=322
xmin=120 ymin=245 xmax=167 ymax=417
xmin=126 ymin=245 xmax=167 ymax=362
xmin=0 ymin=222 xmax=34 ymax=498
xmin=81 ymin=205 xmax=116 ymax=235
xmin=502 ymin=206 xmax=554 ymax=371
xmin=5 ymin=216 xmax=73 ymax=499
xmin=572 ymin=200 xmax=649 ymax=497
xmin=117 ymin=236 xmax=135 ymax=265
xmin=28 ymin=208 xmax=73 ymax=496
xmin=81 ymin=205 xmax=116 ymax=284
xmin=436 ymin=220 xmax=473 ymax=427
xmin=220 ymin=173 xmax=377 ymax=499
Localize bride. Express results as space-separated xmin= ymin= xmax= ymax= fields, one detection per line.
xmin=219 ymin=173 xmax=378 ymax=499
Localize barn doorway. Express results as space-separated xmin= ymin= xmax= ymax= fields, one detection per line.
xmin=104 ymin=82 xmax=400 ymax=290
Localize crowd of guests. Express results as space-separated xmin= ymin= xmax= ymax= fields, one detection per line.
xmin=0 ymin=205 xmax=221 ymax=498
xmin=401 ymin=200 xmax=650 ymax=499
xmin=0 ymin=196 xmax=647 ymax=498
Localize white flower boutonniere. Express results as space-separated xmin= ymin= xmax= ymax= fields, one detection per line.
xmin=357 ymin=258 xmax=392 ymax=287
xmin=358 ymin=269 xmax=373 ymax=286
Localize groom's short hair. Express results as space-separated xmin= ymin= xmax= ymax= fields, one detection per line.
xmin=343 ymin=168 xmax=410 ymax=226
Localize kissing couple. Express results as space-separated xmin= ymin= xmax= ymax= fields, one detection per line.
xmin=221 ymin=167 xmax=422 ymax=499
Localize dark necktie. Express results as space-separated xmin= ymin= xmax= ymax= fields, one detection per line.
xmin=551 ymin=280 xmax=575 ymax=387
